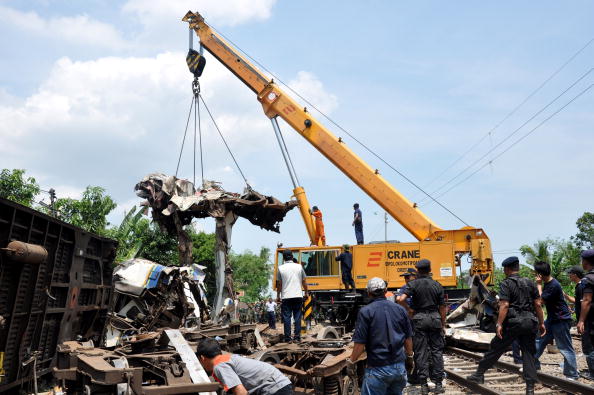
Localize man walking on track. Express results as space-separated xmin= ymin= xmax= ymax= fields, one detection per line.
xmin=466 ymin=256 xmax=546 ymax=395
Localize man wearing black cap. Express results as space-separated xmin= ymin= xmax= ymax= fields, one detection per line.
xmin=467 ymin=256 xmax=546 ymax=395
xmin=565 ymin=264 xmax=594 ymax=379
xmin=396 ymin=268 xmax=417 ymax=310
xmin=578 ymin=249 xmax=594 ymax=379
xmin=276 ymin=249 xmax=308 ymax=343
xmin=397 ymin=259 xmax=446 ymax=394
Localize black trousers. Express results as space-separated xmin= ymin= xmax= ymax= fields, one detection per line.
xmin=477 ymin=327 xmax=537 ymax=383
xmin=413 ymin=327 xmax=444 ymax=383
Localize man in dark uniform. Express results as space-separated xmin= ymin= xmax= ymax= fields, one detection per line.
xmin=564 ymin=265 xmax=594 ymax=379
xmin=348 ymin=277 xmax=413 ymax=395
xmin=397 ymin=259 xmax=446 ymax=394
xmin=577 ymin=249 xmax=594 ymax=380
xmin=467 ymin=256 xmax=546 ymax=395
xmin=336 ymin=244 xmax=355 ymax=290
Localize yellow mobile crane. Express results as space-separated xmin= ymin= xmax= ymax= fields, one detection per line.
xmin=183 ymin=11 xmax=493 ymax=325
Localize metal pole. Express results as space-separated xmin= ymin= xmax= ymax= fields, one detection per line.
xmin=189 ymin=27 xmax=193 ymax=50
xmin=271 ymin=117 xmax=298 ymax=189
xmin=384 ymin=211 xmax=388 ymax=242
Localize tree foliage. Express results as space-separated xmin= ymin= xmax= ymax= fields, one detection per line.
xmin=105 ymin=206 xmax=150 ymax=263
xmin=0 ymin=169 xmax=40 ymax=206
xmin=230 ymin=247 xmax=272 ymax=302
xmin=53 ymin=186 xmax=117 ymax=235
xmin=519 ymin=238 xmax=580 ymax=294
xmin=573 ymin=212 xmax=594 ymax=249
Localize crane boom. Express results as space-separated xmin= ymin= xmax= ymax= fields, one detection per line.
xmin=183 ymin=11 xmax=442 ymax=241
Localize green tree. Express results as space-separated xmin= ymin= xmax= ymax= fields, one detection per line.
xmin=520 ymin=238 xmax=579 ymax=294
xmin=135 ymin=223 xmax=181 ymax=265
xmin=230 ymin=247 xmax=272 ymax=302
xmin=0 ymin=169 xmax=40 ymax=206
xmin=520 ymin=239 xmax=552 ymax=266
xmin=105 ymin=206 xmax=150 ymax=263
xmin=573 ymin=212 xmax=594 ymax=249
xmin=53 ymin=186 xmax=116 ymax=234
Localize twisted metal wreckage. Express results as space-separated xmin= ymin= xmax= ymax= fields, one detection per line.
xmin=134 ymin=173 xmax=298 ymax=319
xmin=53 ymin=175 xmax=373 ymax=394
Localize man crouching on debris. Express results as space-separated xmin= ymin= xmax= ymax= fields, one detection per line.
xmin=196 ymin=338 xmax=293 ymax=395
xmin=347 ymin=277 xmax=413 ymax=395
xmin=467 ymin=256 xmax=546 ymax=395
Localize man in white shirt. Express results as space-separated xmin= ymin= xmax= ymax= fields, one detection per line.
xmin=276 ymin=249 xmax=308 ymax=342
xmin=265 ymin=297 xmax=277 ymax=329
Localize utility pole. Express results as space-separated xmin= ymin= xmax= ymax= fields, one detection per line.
xmin=384 ymin=211 xmax=388 ymax=242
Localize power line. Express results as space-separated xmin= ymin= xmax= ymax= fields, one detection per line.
xmin=422 ymin=83 xmax=593 ymax=204
xmin=421 ymin=37 xmax=594 ymax=191
xmin=209 ymin=25 xmax=469 ymax=226
xmin=419 ymin=67 xmax=593 ymax=204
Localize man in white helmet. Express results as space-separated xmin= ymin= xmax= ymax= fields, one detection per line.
xmin=347 ymin=277 xmax=413 ymax=395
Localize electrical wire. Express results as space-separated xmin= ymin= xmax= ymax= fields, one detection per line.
xmin=209 ymin=25 xmax=469 ymax=226
xmin=419 ymin=68 xmax=593 ymax=205
xmin=198 ymin=94 xmax=250 ymax=186
xmin=421 ymin=37 xmax=594 ymax=191
xmin=422 ymin=83 xmax=593 ymax=205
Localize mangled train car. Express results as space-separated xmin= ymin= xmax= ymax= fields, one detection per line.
xmin=0 ymin=197 xmax=116 ymax=393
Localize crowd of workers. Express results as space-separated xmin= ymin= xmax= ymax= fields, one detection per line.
xmin=196 ymin=235 xmax=594 ymax=395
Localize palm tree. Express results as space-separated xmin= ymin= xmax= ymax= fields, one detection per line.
xmin=519 ymin=239 xmax=552 ymax=266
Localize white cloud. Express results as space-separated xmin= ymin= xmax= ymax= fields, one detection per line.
xmin=123 ymin=0 xmax=277 ymax=27
xmin=287 ymin=71 xmax=339 ymax=114
xmin=0 ymin=6 xmax=128 ymax=50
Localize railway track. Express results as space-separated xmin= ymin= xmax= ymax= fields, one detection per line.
xmin=442 ymin=346 xmax=593 ymax=395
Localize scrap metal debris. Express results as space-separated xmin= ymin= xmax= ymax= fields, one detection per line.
xmin=135 ymin=174 xmax=298 ymax=320
xmin=445 ymin=275 xmax=498 ymax=349
xmin=105 ymin=258 xmax=209 ymax=347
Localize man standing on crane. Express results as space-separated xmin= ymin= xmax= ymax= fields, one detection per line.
xmin=309 ymin=206 xmax=326 ymax=245
xmin=353 ymin=203 xmax=364 ymax=245
xmin=336 ymin=244 xmax=355 ymax=290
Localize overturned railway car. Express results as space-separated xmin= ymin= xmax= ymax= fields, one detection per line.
xmin=0 ymin=197 xmax=117 ymax=393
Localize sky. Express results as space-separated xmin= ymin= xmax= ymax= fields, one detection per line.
xmin=1 ymin=0 xmax=593 ymax=271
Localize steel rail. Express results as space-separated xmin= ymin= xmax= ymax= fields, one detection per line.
xmin=444 ymin=367 xmax=505 ymax=395
xmin=447 ymin=346 xmax=594 ymax=395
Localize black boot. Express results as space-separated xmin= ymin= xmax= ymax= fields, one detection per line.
xmin=420 ymin=384 xmax=429 ymax=395
xmin=432 ymin=381 xmax=445 ymax=393
xmin=466 ymin=372 xmax=485 ymax=384
xmin=526 ymin=381 xmax=535 ymax=395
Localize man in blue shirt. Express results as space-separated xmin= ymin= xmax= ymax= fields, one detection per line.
xmin=347 ymin=277 xmax=413 ymax=395
xmin=534 ymin=261 xmax=579 ymax=379
xmin=352 ymin=203 xmax=364 ymax=245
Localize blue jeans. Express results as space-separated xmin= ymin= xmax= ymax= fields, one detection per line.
xmin=535 ymin=320 xmax=578 ymax=378
xmin=281 ymin=298 xmax=302 ymax=342
xmin=361 ymin=361 xmax=407 ymax=395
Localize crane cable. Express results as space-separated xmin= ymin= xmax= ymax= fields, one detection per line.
xmin=418 ymin=67 xmax=594 ymax=205
xmin=209 ymin=25 xmax=469 ymax=226
xmin=198 ymin=94 xmax=250 ymax=187
xmin=176 ymin=77 xmax=249 ymax=188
